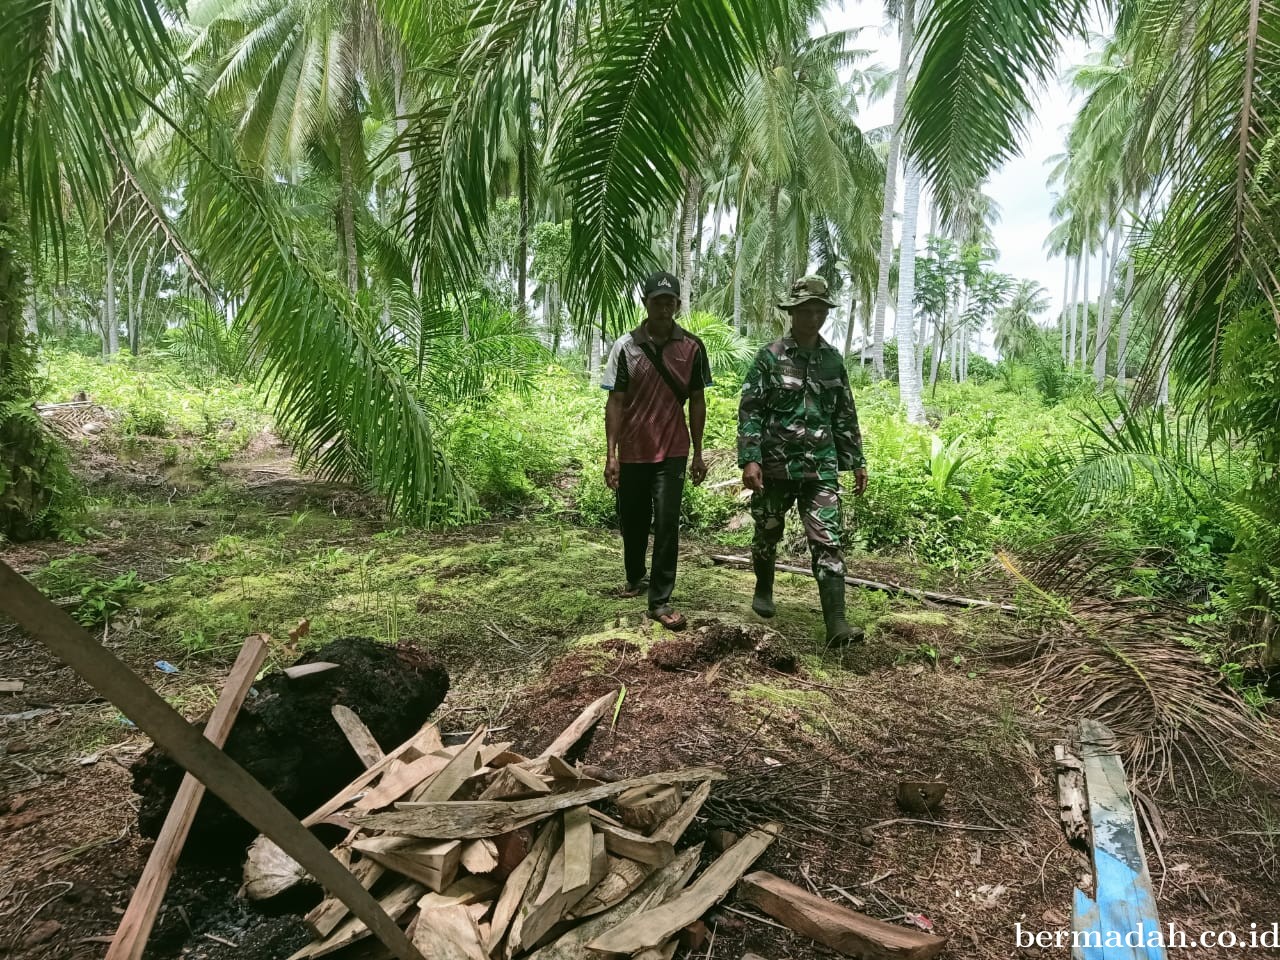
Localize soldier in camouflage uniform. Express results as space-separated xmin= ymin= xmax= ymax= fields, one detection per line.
xmin=737 ymin=275 xmax=868 ymax=644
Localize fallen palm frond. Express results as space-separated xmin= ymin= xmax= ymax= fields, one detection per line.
xmin=994 ymin=600 xmax=1280 ymax=798
xmin=701 ymin=759 xmax=859 ymax=839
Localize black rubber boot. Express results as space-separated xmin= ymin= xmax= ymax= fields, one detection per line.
xmin=817 ymin=575 xmax=863 ymax=645
xmin=751 ymin=556 xmax=776 ymax=618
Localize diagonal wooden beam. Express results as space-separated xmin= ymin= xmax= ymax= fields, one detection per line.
xmin=0 ymin=560 xmax=423 ymax=960
xmin=107 ymin=633 xmax=269 ymax=960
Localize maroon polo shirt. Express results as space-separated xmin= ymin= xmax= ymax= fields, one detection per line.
xmin=602 ymin=323 xmax=713 ymax=464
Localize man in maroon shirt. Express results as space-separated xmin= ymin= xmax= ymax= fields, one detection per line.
xmin=603 ymin=271 xmax=712 ymax=631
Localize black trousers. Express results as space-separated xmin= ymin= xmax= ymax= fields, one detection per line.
xmin=617 ymin=457 xmax=686 ymax=612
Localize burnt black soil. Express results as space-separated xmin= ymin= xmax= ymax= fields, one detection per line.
xmin=131 ymin=637 xmax=449 ymax=863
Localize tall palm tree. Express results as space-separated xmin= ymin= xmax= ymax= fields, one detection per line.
xmin=993 ymin=279 xmax=1050 ymax=359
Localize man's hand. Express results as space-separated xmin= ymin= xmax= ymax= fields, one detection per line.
xmin=690 ymin=454 xmax=708 ymax=486
xmin=742 ymin=462 xmax=764 ymax=492
xmin=854 ymin=467 xmax=868 ymax=497
xmin=605 ymin=457 xmax=621 ymax=490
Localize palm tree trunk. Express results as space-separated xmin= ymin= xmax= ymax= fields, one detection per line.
xmin=1 ymin=183 xmax=61 ymax=540
xmin=103 ymin=228 xmax=119 ymax=355
xmin=1117 ymin=252 xmax=1135 ymax=389
xmin=339 ymin=129 xmax=359 ymax=295
xmin=680 ymin=171 xmax=698 ymax=302
xmin=1094 ymin=223 xmax=1122 ymax=386
xmin=549 ymin=282 xmax=561 ymax=356
xmin=1061 ymin=255 xmax=1071 ymax=359
xmin=690 ymin=188 xmax=706 ymax=303
xmin=732 ymin=222 xmax=744 ymax=334
xmin=1078 ymin=247 xmax=1090 ymax=367
xmin=132 ymin=256 xmax=152 ymax=355
xmin=394 ymin=52 xmax=421 ymax=296
xmin=517 ymin=127 xmax=530 ymax=310
xmin=1068 ymin=253 xmax=1080 ymax=362
xmin=843 ymin=292 xmax=857 ymax=356
xmin=1092 ymin=229 xmax=1109 ymax=380
xmin=871 ymin=0 xmax=915 ymax=380
xmin=897 ymin=159 xmax=924 ymax=422
xmin=766 ymin=182 xmax=780 ymax=322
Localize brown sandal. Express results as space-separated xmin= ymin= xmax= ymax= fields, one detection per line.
xmin=651 ymin=607 xmax=687 ymax=631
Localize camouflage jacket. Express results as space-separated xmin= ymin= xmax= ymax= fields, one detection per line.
xmin=737 ymin=336 xmax=865 ymax=480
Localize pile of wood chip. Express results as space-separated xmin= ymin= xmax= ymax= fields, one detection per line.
xmin=240 ymin=690 xmax=949 ymax=960
xmin=240 ymin=692 xmax=779 ymax=960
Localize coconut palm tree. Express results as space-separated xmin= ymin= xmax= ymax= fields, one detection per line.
xmin=993 ymin=279 xmax=1050 ymax=360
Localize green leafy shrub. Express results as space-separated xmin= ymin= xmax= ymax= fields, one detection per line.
xmin=35 ymin=556 xmax=143 ymax=627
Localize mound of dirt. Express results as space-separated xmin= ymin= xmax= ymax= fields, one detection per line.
xmin=648 ymin=623 xmax=795 ymax=672
xmin=132 ymin=637 xmax=449 ymax=863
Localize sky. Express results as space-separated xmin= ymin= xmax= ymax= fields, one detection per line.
xmin=821 ymin=0 xmax=1098 ymax=347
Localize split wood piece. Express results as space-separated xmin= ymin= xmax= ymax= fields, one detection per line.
xmin=361 ymin=754 xmax=452 ymax=811
xmin=1071 ymin=719 xmax=1163 ymax=957
xmin=362 ymin=767 xmax=725 ymax=839
xmin=507 ymin=825 xmax=608 ymax=955
xmin=616 ymin=784 xmax=681 ymax=834
xmin=107 ymin=634 xmax=268 ymax=960
xmin=0 ymin=562 xmax=424 ymax=960
xmin=244 ymin=836 xmax=310 ymax=899
xmin=569 ymin=780 xmax=712 ymax=919
xmin=708 ymin=554 xmax=1019 ymax=613
xmin=586 ymin=823 xmax=780 ymax=955
xmin=588 ymin=814 xmax=675 ymax=867
xmin=523 ymin=846 xmax=702 ymax=960
xmin=411 ymin=727 xmax=488 ymax=803
xmin=487 ymin=817 xmax=563 ymax=955
xmin=418 ymin=876 xmax=501 ymax=913
xmin=354 ymin=837 xmax=463 ymax=893
xmin=538 ymin=690 xmax=619 ymax=759
xmin=332 ymin=705 xmax=384 ymax=768
xmin=481 ymin=742 xmax=516 ymax=766
xmin=545 ymin=756 xmax=603 ymax=789
xmin=307 ymin=855 xmax=386 ymax=938
xmin=0 ymin=680 xmax=23 ymax=693
xmin=493 ymin=828 xmax=537 ymax=879
xmin=461 ymin=839 xmax=500 ymax=874
xmin=289 ymin=879 xmax=424 ymax=960
xmin=413 ymin=904 xmax=489 ymax=960
xmin=562 ymin=807 xmax=594 ymax=890
xmin=283 ymin=662 xmax=340 ymax=680
xmin=305 ymin=722 xmax=444 ymax=825
xmin=737 ymin=871 xmax=947 ymax=960
xmin=480 ymin=764 xmax=553 ymax=801
xmin=487 ymin=751 xmax=528 ymax=769
xmin=1054 ymin=743 xmax=1089 ymax=847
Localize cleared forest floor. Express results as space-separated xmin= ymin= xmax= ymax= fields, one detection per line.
xmin=1 ymin=433 xmax=1275 ymax=960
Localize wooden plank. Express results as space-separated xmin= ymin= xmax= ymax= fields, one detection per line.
xmin=360 ymin=767 xmax=724 ymax=839
xmin=411 ymin=727 xmax=487 ymax=802
xmin=568 ymin=783 xmax=710 ymax=919
xmin=586 ymin=823 xmax=780 ymax=955
xmin=107 ymin=635 xmax=268 ymax=960
xmin=332 ymin=705 xmax=384 ymax=768
xmin=487 ymin=817 xmax=562 ymax=955
xmin=616 ymin=785 xmax=681 ymax=834
xmin=524 ymin=846 xmax=702 ymax=960
xmin=1072 ymin=719 xmax=1165 ymax=960
xmin=358 ymin=754 xmax=451 ymax=811
xmin=588 ymin=817 xmax=675 ymax=867
xmin=0 ymin=561 xmax=424 ymax=960
xmin=417 ymin=876 xmax=500 ymax=913
xmin=510 ymin=832 xmax=607 ymax=955
xmin=306 ymin=723 xmax=444 ymax=825
xmin=0 ymin=680 xmax=24 ymax=693
xmin=479 ymin=764 xmax=552 ymax=801
xmin=538 ymin=691 xmax=618 ymax=759
xmin=737 ymin=871 xmax=947 ymax=960
xmin=289 ymin=880 xmax=423 ymax=960
xmin=283 ymin=662 xmax=340 ymax=680
xmin=460 ymin=839 xmax=499 ymax=874
xmin=413 ymin=904 xmax=489 ymax=960
xmin=353 ymin=838 xmax=462 ymax=893
xmin=306 ymin=855 xmax=385 ymax=938
xmin=1055 ymin=743 xmax=1089 ymax=846
xmin=561 ymin=807 xmax=593 ymax=891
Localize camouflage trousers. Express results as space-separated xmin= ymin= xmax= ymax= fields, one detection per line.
xmin=750 ymin=478 xmax=845 ymax=582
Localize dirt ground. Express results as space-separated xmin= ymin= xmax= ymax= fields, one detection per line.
xmin=2 ymin=437 xmax=1278 ymax=960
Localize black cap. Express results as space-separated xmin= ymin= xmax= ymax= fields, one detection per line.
xmin=642 ymin=271 xmax=680 ymax=300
